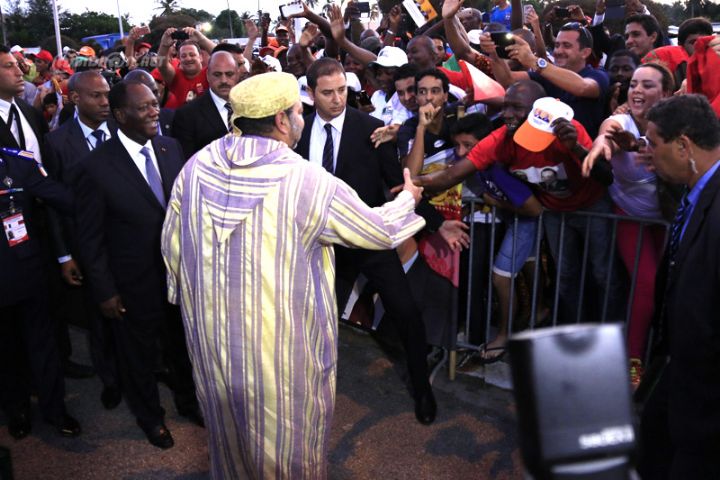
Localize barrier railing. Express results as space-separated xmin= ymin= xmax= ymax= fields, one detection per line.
xmin=448 ymin=199 xmax=670 ymax=381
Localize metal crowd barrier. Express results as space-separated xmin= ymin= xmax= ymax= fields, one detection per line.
xmin=448 ymin=199 xmax=670 ymax=381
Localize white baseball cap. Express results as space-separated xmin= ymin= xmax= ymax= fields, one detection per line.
xmin=369 ymin=46 xmax=407 ymax=68
xmin=514 ymin=97 xmax=574 ymax=152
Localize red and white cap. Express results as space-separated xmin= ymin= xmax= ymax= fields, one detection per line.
xmin=514 ymin=97 xmax=574 ymax=152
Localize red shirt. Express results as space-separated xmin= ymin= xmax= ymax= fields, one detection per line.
xmin=467 ymin=121 xmax=604 ymax=211
xmin=167 ymin=66 xmax=208 ymax=108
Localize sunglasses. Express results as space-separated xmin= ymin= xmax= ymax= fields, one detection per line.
xmin=561 ymin=22 xmax=593 ymax=47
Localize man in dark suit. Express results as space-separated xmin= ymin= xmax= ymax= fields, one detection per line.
xmin=0 ymin=45 xmax=81 ymax=439
xmin=295 ymin=58 xmax=445 ymax=425
xmin=73 ymin=82 xmax=200 ymax=449
xmin=124 ymin=69 xmax=174 ymax=136
xmin=171 ymin=51 xmax=241 ymax=159
xmin=639 ymin=95 xmax=720 ymax=479
xmin=44 ymin=70 xmax=121 ymax=409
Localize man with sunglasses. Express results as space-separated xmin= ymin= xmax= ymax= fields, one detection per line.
xmin=480 ymin=22 xmax=610 ymax=137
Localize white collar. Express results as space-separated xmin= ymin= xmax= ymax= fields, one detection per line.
xmin=209 ymin=89 xmax=229 ymax=112
xmin=77 ymin=118 xmax=110 ymax=140
xmin=117 ymin=128 xmax=152 ymax=157
xmin=314 ymin=109 xmax=346 ymax=132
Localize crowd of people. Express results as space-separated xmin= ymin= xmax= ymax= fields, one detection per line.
xmin=1 ymin=0 xmax=720 ymax=477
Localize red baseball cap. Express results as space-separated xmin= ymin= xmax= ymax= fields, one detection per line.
xmin=135 ymin=42 xmax=152 ymax=50
xmin=30 ymin=50 xmax=53 ymax=63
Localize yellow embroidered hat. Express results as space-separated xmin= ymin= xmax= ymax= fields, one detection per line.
xmin=230 ymin=72 xmax=299 ymax=130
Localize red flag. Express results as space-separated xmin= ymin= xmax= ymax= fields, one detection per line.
xmin=459 ymin=59 xmax=505 ymax=102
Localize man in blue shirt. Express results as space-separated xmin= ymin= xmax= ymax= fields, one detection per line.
xmin=489 ymin=0 xmax=512 ymax=30
xmin=481 ymin=22 xmax=609 ymax=137
xmin=639 ymin=94 xmax=720 ymax=479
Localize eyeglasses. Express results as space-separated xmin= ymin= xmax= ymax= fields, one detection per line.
xmin=560 ymin=22 xmax=593 ymax=47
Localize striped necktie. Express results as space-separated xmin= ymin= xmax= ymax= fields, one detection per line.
xmin=668 ymin=193 xmax=690 ymax=261
xmin=91 ymin=130 xmax=105 ymax=149
xmin=322 ymin=123 xmax=334 ymax=174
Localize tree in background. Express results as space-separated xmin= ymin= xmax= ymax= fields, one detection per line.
xmin=213 ymin=9 xmax=243 ymax=39
xmin=156 ymin=0 xmax=181 ymax=16
xmin=61 ymin=11 xmax=132 ymax=40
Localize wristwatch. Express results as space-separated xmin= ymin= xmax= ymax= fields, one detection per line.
xmin=535 ymin=57 xmax=548 ymax=72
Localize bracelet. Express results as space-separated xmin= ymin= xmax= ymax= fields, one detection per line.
xmin=386 ymin=29 xmax=395 ymax=36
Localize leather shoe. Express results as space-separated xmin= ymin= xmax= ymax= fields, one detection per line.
xmin=138 ymin=422 xmax=174 ymax=449
xmin=414 ymin=388 xmax=437 ymax=425
xmin=7 ymin=411 xmax=31 ymax=440
xmin=46 ymin=413 xmax=81 ymax=437
xmin=178 ymin=406 xmax=205 ymax=428
xmin=63 ymin=360 xmax=95 ymax=379
xmin=101 ymin=386 xmax=122 ymax=410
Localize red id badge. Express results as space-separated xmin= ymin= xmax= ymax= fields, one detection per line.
xmin=3 ymin=211 xmax=30 ymax=246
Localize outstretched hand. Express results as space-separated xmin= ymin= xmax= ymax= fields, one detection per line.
xmin=439 ymin=220 xmax=470 ymax=251
xmin=402 ymin=168 xmax=423 ymax=205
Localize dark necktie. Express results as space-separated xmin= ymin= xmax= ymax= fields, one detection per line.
xmin=91 ymin=130 xmax=105 ymax=149
xmin=668 ymin=193 xmax=690 ymax=261
xmin=322 ymin=123 xmax=334 ymax=174
xmin=140 ymin=147 xmax=166 ymax=207
xmin=9 ymin=104 xmax=26 ymax=150
xmin=225 ymin=103 xmax=233 ymax=132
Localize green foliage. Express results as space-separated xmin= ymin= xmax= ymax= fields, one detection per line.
xmin=177 ymin=8 xmax=215 ymax=23
xmin=213 ymin=9 xmax=244 ymax=39
xmin=61 ymin=11 xmax=132 ymax=40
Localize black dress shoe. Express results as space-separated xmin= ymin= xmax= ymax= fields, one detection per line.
xmin=46 ymin=413 xmax=81 ymax=437
xmin=101 ymin=386 xmax=122 ymax=410
xmin=414 ymin=388 xmax=437 ymax=425
xmin=7 ymin=411 xmax=31 ymax=440
xmin=63 ymin=360 xmax=95 ymax=379
xmin=178 ymin=407 xmax=205 ymax=428
xmin=138 ymin=422 xmax=174 ymax=449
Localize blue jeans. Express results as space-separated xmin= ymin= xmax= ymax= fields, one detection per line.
xmin=543 ymin=195 xmax=626 ymax=324
xmin=493 ymin=216 xmax=538 ymax=278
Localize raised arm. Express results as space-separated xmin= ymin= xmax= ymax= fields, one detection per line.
xmin=508 ymin=35 xmax=601 ymax=98
xmin=157 ymin=27 xmax=178 ymax=86
xmin=328 ymin=4 xmax=377 ymax=66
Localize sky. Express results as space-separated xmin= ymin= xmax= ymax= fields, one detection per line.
xmin=58 ymin=0 xmax=287 ymax=26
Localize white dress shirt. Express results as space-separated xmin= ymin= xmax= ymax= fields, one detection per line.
xmin=0 ymin=97 xmax=42 ymax=162
xmin=209 ymin=89 xmax=231 ymax=131
xmin=117 ymin=129 xmax=161 ymax=185
xmin=77 ymin=118 xmax=112 ymax=150
xmin=308 ymin=109 xmax=346 ymax=172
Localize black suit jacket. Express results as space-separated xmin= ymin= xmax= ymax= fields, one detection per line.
xmin=72 ymin=135 xmax=184 ymax=308
xmin=654 ymin=166 xmax=720 ymax=452
xmin=0 ymin=152 xmax=72 ymax=306
xmin=159 ymin=108 xmax=175 ymax=137
xmin=44 ymin=118 xmax=119 ymax=258
xmin=0 ymin=99 xmax=47 ymax=153
xmin=171 ymin=92 xmax=227 ymax=159
xmin=295 ymin=107 xmax=443 ymax=229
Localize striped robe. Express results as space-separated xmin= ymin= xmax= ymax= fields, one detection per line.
xmin=161 ymin=134 xmax=425 ymax=479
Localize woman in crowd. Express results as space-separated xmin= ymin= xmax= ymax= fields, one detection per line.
xmin=582 ymin=63 xmax=675 ymax=389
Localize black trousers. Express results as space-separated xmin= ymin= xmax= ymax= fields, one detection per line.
xmin=110 ymin=295 xmax=197 ymax=429
xmin=335 ymin=247 xmax=430 ymax=398
xmin=639 ymin=366 xmax=720 ymax=479
xmin=0 ymin=289 xmax=66 ymax=423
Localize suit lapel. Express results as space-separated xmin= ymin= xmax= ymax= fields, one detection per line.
xmin=200 ymin=94 xmax=226 ymax=135
xmin=108 ymin=137 xmax=166 ymax=211
xmin=152 ymin=137 xmax=181 ymax=201
xmin=335 ymin=108 xmax=356 ymax=178
xmin=67 ymin=120 xmax=91 ymax=157
xmin=675 ymin=167 xmax=720 ymax=265
xmin=0 ymin=119 xmax=19 ymax=149
xmin=296 ymin=114 xmax=314 ymax=159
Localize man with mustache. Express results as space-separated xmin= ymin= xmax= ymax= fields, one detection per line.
xmin=172 ymin=51 xmax=241 ymax=159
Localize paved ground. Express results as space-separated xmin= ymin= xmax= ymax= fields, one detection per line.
xmin=0 ymin=324 xmax=523 ymax=479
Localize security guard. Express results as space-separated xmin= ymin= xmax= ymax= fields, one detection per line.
xmin=0 ymin=147 xmax=81 ymax=439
